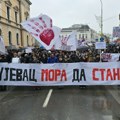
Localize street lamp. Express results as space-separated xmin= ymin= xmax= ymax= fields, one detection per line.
xmin=100 ymin=0 xmax=103 ymax=35
xmin=99 ymin=0 xmax=103 ymax=62
xmin=119 ymin=14 xmax=120 ymax=26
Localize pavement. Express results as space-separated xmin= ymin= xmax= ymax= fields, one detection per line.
xmin=0 ymin=86 xmax=15 ymax=101
xmin=0 ymin=86 xmax=120 ymax=120
xmin=105 ymin=86 xmax=120 ymax=105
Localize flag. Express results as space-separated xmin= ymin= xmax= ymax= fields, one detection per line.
xmin=95 ymin=15 xmax=101 ymax=27
xmin=77 ymin=39 xmax=87 ymax=48
xmin=54 ymin=32 xmax=77 ymax=51
xmin=21 ymin=14 xmax=61 ymax=50
xmin=113 ymin=26 xmax=120 ymax=38
xmin=0 ymin=36 xmax=6 ymax=54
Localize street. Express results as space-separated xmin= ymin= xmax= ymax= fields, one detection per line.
xmin=0 ymin=86 xmax=120 ymax=120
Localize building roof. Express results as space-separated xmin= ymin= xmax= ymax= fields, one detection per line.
xmin=61 ymin=24 xmax=90 ymax=32
xmin=25 ymin=0 xmax=32 ymax=5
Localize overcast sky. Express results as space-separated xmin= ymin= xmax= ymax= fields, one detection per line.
xmin=30 ymin=0 xmax=120 ymax=34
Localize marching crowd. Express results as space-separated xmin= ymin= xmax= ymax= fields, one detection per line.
xmin=0 ymin=44 xmax=120 ymax=64
xmin=0 ymin=44 xmax=120 ymax=91
xmin=0 ymin=48 xmax=100 ymax=64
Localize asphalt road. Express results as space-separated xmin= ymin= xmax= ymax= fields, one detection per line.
xmin=0 ymin=86 xmax=120 ymax=120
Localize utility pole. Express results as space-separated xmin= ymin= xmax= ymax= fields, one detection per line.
xmin=100 ymin=0 xmax=103 ymax=35
xmin=99 ymin=0 xmax=103 ymax=62
xmin=119 ymin=14 xmax=120 ymax=26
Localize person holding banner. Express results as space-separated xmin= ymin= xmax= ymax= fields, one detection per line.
xmin=64 ymin=55 xmax=70 ymax=63
xmin=12 ymin=52 xmax=20 ymax=63
xmin=58 ymin=55 xmax=64 ymax=63
xmin=47 ymin=53 xmax=58 ymax=63
xmin=0 ymin=55 xmax=7 ymax=91
xmin=41 ymin=54 xmax=47 ymax=63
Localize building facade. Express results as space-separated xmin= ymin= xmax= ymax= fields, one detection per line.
xmin=0 ymin=0 xmax=34 ymax=49
xmin=61 ymin=24 xmax=98 ymax=42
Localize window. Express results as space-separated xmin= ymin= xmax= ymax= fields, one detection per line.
xmin=25 ymin=11 xmax=29 ymax=20
xmin=16 ymin=33 xmax=19 ymax=45
xmin=82 ymin=34 xmax=84 ymax=39
xmin=75 ymin=35 xmax=77 ymax=39
xmin=79 ymin=34 xmax=81 ymax=39
xmin=26 ymin=16 xmax=28 ymax=20
xmin=15 ymin=11 xmax=18 ymax=23
xmin=7 ymin=6 xmax=10 ymax=20
xmin=27 ymin=35 xmax=29 ymax=46
xmin=8 ymin=31 xmax=12 ymax=45
xmin=0 ymin=29 xmax=1 ymax=36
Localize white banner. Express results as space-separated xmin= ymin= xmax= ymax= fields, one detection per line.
xmin=0 ymin=62 xmax=120 ymax=86
xmin=95 ymin=42 xmax=106 ymax=49
xmin=25 ymin=47 xmax=34 ymax=53
xmin=95 ymin=15 xmax=101 ymax=27
xmin=0 ymin=36 xmax=6 ymax=54
xmin=21 ymin=14 xmax=61 ymax=50
xmin=113 ymin=26 xmax=120 ymax=38
xmin=101 ymin=53 xmax=120 ymax=62
xmin=53 ymin=32 xmax=77 ymax=51
xmin=77 ymin=39 xmax=87 ymax=48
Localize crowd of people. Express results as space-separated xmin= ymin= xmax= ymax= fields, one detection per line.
xmin=0 ymin=47 xmax=100 ymax=64
xmin=0 ymin=43 xmax=120 ymax=91
xmin=0 ymin=44 xmax=120 ymax=64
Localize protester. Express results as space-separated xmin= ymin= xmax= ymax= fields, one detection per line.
xmin=12 ymin=52 xmax=20 ymax=63
xmin=0 ymin=54 xmax=7 ymax=91
xmin=2 ymin=42 xmax=118 ymax=65
xmin=47 ymin=53 xmax=58 ymax=63
xmin=0 ymin=43 xmax=120 ymax=91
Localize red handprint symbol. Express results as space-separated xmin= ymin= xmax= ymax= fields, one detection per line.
xmin=40 ymin=29 xmax=54 ymax=45
xmin=27 ymin=16 xmax=54 ymax=46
